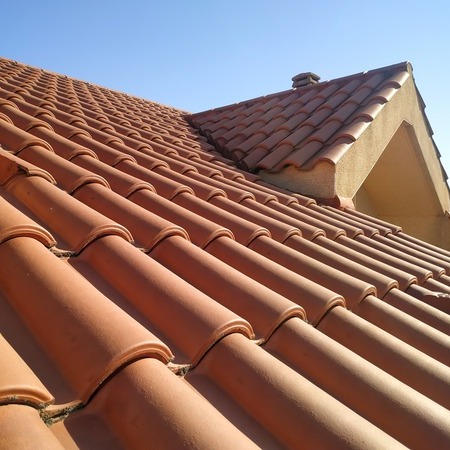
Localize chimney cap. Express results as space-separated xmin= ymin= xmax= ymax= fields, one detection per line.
xmin=292 ymin=72 xmax=321 ymax=88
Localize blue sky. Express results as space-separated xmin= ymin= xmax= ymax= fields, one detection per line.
xmin=2 ymin=1 xmax=450 ymax=173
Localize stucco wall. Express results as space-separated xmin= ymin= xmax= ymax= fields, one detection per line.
xmin=338 ymin=74 xmax=449 ymax=213
xmin=259 ymin=162 xmax=336 ymax=199
xmin=379 ymin=215 xmax=450 ymax=250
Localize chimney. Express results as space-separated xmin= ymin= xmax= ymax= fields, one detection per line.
xmin=291 ymin=72 xmax=320 ymax=88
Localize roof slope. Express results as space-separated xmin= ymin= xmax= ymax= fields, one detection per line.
xmin=1 ymin=57 xmax=450 ymax=449
xmin=190 ymin=62 xmax=417 ymax=172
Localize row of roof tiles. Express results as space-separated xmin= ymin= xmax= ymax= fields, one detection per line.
xmin=1 ymin=57 xmax=450 ymax=449
xmin=190 ymin=62 xmax=413 ymax=171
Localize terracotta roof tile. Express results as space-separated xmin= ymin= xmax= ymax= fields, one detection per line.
xmin=73 ymin=184 xmax=189 ymax=251
xmin=4 ymin=174 xmax=131 ymax=253
xmin=52 ymin=358 xmax=259 ymax=449
xmin=70 ymin=235 xmax=252 ymax=365
xmin=191 ymin=62 xmax=410 ymax=171
xmin=0 ymin=237 xmax=172 ymax=407
xmin=0 ymin=334 xmax=54 ymax=407
xmin=151 ymin=236 xmax=305 ymax=341
xmin=0 ymin=194 xmax=56 ymax=247
xmin=186 ymin=333 xmax=405 ymax=449
xmin=317 ymin=306 xmax=450 ymax=412
xmin=1 ymin=57 xmax=450 ymax=448
xmin=265 ymin=316 xmax=450 ymax=449
xmin=0 ymin=405 xmax=65 ymax=450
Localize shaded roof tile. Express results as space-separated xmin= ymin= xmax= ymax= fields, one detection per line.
xmin=0 ymin=237 xmax=172 ymax=406
xmin=72 ymin=235 xmax=253 ymax=365
xmin=265 ymin=316 xmax=450 ymax=448
xmin=0 ymin=334 xmax=54 ymax=407
xmin=0 ymin=405 xmax=65 ymax=450
xmin=317 ymin=306 xmax=450 ymax=412
xmin=73 ymin=183 xmax=189 ymax=251
xmin=151 ymin=235 xmax=305 ymax=340
xmin=207 ymin=236 xmax=345 ymax=325
xmin=186 ymin=333 xmax=406 ymax=449
xmin=54 ymin=358 xmax=260 ymax=449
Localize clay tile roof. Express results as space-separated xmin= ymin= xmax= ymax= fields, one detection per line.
xmin=191 ymin=62 xmax=411 ymax=171
xmin=1 ymin=57 xmax=450 ymax=449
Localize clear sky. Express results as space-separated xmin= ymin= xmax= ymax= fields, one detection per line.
xmin=2 ymin=0 xmax=450 ymax=175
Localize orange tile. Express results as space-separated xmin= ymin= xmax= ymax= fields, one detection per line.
xmin=173 ymin=193 xmax=270 ymax=246
xmin=318 ymin=306 xmax=450 ymax=410
xmin=383 ymin=288 xmax=450 ymax=335
xmin=354 ymin=294 xmax=450 ymax=366
xmin=53 ymin=358 xmax=259 ymax=449
xmin=18 ymin=146 xmax=109 ymax=194
xmin=0 ymin=237 xmax=172 ymax=406
xmin=4 ymin=174 xmax=131 ymax=253
xmin=0 ymin=334 xmax=53 ymax=407
xmin=187 ymin=333 xmax=405 ymax=449
xmin=192 ymin=62 xmax=410 ymax=172
xmin=71 ymin=235 xmax=252 ymax=365
xmin=151 ymin=235 xmax=305 ymax=340
xmin=265 ymin=316 xmax=450 ymax=448
xmin=0 ymin=405 xmax=65 ymax=450
xmin=0 ymin=194 xmax=55 ymax=247
xmin=250 ymin=235 xmax=375 ymax=311
xmin=207 ymin=236 xmax=344 ymax=324
xmin=285 ymin=237 xmax=399 ymax=298
xmin=74 ymin=183 xmax=189 ymax=251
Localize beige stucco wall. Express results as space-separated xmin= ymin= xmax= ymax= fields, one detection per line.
xmin=379 ymin=215 xmax=450 ymax=250
xmin=338 ymin=74 xmax=449 ymax=213
xmin=259 ymin=161 xmax=336 ymax=199
xmin=354 ymin=124 xmax=442 ymax=215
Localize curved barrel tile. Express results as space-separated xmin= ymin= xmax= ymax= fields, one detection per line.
xmin=174 ymin=193 xmax=270 ymax=247
xmin=286 ymin=236 xmax=400 ymax=298
xmin=0 ymin=118 xmax=53 ymax=153
xmin=0 ymin=237 xmax=172 ymax=405
xmin=250 ymin=234 xmax=376 ymax=310
xmin=151 ymin=235 xmax=306 ymax=340
xmin=0 ymin=149 xmax=54 ymax=185
xmin=0 ymin=335 xmax=53 ymax=407
xmin=354 ymin=294 xmax=450 ymax=366
xmin=264 ymin=316 xmax=450 ymax=448
xmin=72 ymin=154 xmax=155 ymax=198
xmin=0 ymin=405 xmax=65 ymax=450
xmin=382 ymin=288 xmax=450 ymax=335
xmin=52 ymin=358 xmax=259 ymax=450
xmin=318 ymin=306 xmax=450 ymax=410
xmin=207 ymin=236 xmax=345 ymax=324
xmin=0 ymin=195 xmax=55 ymax=247
xmin=209 ymin=197 xmax=301 ymax=245
xmin=186 ymin=333 xmax=405 ymax=449
xmin=74 ymin=184 xmax=189 ymax=251
xmin=72 ymin=235 xmax=253 ymax=365
xmin=18 ymin=146 xmax=108 ymax=194
xmin=129 ymin=189 xmax=234 ymax=248
xmin=5 ymin=175 xmax=132 ymax=253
